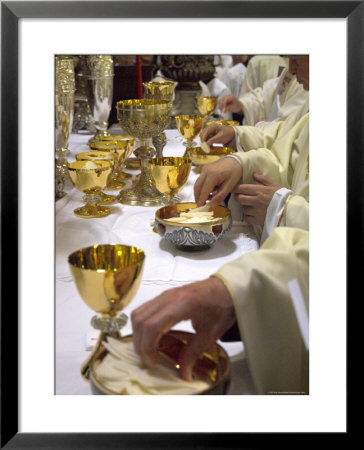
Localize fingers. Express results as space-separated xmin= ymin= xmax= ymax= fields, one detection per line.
xmin=178 ymin=332 xmax=214 ymax=381
xmin=200 ymin=124 xmax=222 ymax=144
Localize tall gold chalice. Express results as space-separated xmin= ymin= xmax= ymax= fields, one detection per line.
xmin=148 ymin=156 xmax=192 ymax=204
xmin=67 ymin=160 xmax=113 ymax=218
xmin=68 ymin=244 xmax=145 ymax=380
xmin=116 ymin=99 xmax=172 ymax=206
xmin=99 ymin=134 xmax=135 ymax=182
xmin=143 ymin=81 xmax=176 ymax=157
xmin=196 ymin=96 xmax=218 ymax=122
xmin=175 ymin=114 xmax=204 ymax=148
xmin=75 ymin=150 xmax=119 ymax=203
xmin=90 ymin=140 xmax=130 ymax=190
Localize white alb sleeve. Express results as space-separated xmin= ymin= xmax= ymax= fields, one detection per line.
xmin=260 ymin=187 xmax=292 ymax=244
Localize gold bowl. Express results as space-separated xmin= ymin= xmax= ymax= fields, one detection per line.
xmin=154 ymin=202 xmax=232 ymax=251
xmin=186 ymin=145 xmax=236 ymax=167
xmin=89 ymin=330 xmax=230 ymax=395
xmin=205 ymin=120 xmax=240 ymax=127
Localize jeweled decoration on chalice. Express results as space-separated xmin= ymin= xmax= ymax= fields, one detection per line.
xmin=143 ymin=81 xmax=176 ymax=157
xmin=68 ymin=244 xmax=145 ymax=380
xmin=55 ymin=55 xmax=76 ymax=197
xmin=116 ymin=99 xmax=172 ymax=206
xmin=85 ymin=55 xmax=114 ymax=144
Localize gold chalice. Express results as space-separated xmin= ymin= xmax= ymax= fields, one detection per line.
xmin=68 ymin=244 xmax=145 ymax=380
xmin=196 ymin=96 xmax=218 ymax=122
xmin=175 ymin=114 xmax=204 ymax=148
xmin=67 ymin=160 xmax=113 ymax=218
xmin=90 ymin=140 xmax=130 ymax=190
xmin=143 ymin=81 xmax=175 ymax=157
xmin=75 ymin=150 xmax=119 ymax=204
xmin=116 ymin=99 xmax=172 ymax=206
xmin=148 ymin=156 xmax=192 ymax=204
xmin=99 ymin=134 xmax=135 ymax=182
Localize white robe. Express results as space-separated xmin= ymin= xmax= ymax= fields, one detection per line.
xmin=230 ymin=112 xmax=309 ymax=243
xmin=214 ymin=226 xmax=309 ymax=395
xmin=240 ymin=68 xmax=309 ymax=128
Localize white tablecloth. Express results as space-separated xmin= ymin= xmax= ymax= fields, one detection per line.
xmin=56 ymin=128 xmax=259 ymax=395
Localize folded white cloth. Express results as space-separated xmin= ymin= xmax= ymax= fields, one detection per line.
xmin=93 ymin=338 xmax=209 ymax=395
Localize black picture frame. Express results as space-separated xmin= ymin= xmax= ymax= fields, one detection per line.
xmin=1 ymin=1 xmax=356 ymax=448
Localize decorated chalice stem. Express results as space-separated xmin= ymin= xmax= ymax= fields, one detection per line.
xmin=152 ymin=132 xmax=167 ymax=158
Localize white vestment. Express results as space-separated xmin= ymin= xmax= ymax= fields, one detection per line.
xmin=214 ymin=226 xmax=309 ymax=395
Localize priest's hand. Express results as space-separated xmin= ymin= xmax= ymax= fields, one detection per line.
xmin=218 ymin=94 xmax=243 ymax=114
xmin=200 ymin=123 xmax=236 ymax=148
xmin=131 ymin=277 xmax=236 ymax=382
xmin=194 ymin=157 xmax=242 ymax=209
xmin=233 ymin=173 xmax=283 ymax=224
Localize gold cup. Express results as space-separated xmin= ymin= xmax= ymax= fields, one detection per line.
xmin=99 ymin=134 xmax=135 ymax=181
xmin=187 ymin=145 xmax=236 ymax=168
xmin=116 ymin=99 xmax=172 ymax=206
xmin=196 ymin=96 xmax=218 ymax=122
xmin=68 ymin=244 xmax=145 ymax=380
xmin=175 ymin=114 xmax=204 ymax=148
xmin=75 ymin=150 xmax=120 ymax=204
xmin=67 ymin=160 xmax=113 ymax=218
xmin=148 ymin=156 xmax=192 ymax=204
xmin=90 ymin=140 xmax=130 ymax=190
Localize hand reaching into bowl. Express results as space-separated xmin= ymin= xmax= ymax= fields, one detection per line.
xmin=131 ymin=277 xmax=236 ymax=382
xmin=200 ymin=123 xmax=236 ymax=149
xmin=194 ymin=157 xmax=242 ymax=209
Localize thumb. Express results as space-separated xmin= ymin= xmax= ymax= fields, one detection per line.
xmin=253 ymin=172 xmax=278 ymax=186
xmin=177 ymin=333 xmax=212 ymax=382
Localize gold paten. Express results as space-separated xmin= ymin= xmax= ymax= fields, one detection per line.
xmin=205 ymin=119 xmax=240 ymax=127
xmin=148 ymin=157 xmax=192 ymax=204
xmin=116 ymin=99 xmax=172 ymax=206
xmin=89 ymin=140 xmax=130 ymax=190
xmin=175 ymin=114 xmax=204 ymax=148
xmin=68 ymin=244 xmax=145 ymax=380
xmin=186 ymin=146 xmax=236 ymax=167
xmin=67 ymin=160 xmax=112 ymax=218
xmin=89 ymin=330 xmax=230 ymax=395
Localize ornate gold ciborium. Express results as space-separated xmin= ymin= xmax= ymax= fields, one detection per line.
xmin=85 ymin=55 xmax=114 ymax=143
xmin=67 ymin=160 xmax=113 ymax=218
xmin=68 ymin=244 xmax=145 ymax=380
xmin=99 ymin=134 xmax=135 ymax=182
xmin=90 ymin=140 xmax=130 ymax=190
xmin=175 ymin=114 xmax=204 ymax=148
xmin=75 ymin=150 xmax=119 ymax=203
xmin=116 ymin=99 xmax=172 ymax=206
xmin=148 ymin=156 xmax=192 ymax=204
xmin=55 ymin=55 xmax=76 ymax=196
xmin=196 ymin=96 xmax=218 ymax=122
xmin=143 ymin=81 xmax=175 ymax=157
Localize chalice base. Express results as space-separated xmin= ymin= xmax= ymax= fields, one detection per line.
xmin=74 ymin=205 xmax=110 ymax=218
xmin=106 ymin=179 xmax=125 ymax=190
xmin=118 ymin=186 xmax=163 ymax=207
xmin=162 ymin=194 xmax=181 ymax=205
xmin=97 ymin=192 xmax=118 ymax=205
xmin=117 ymin=170 xmax=132 ymax=181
